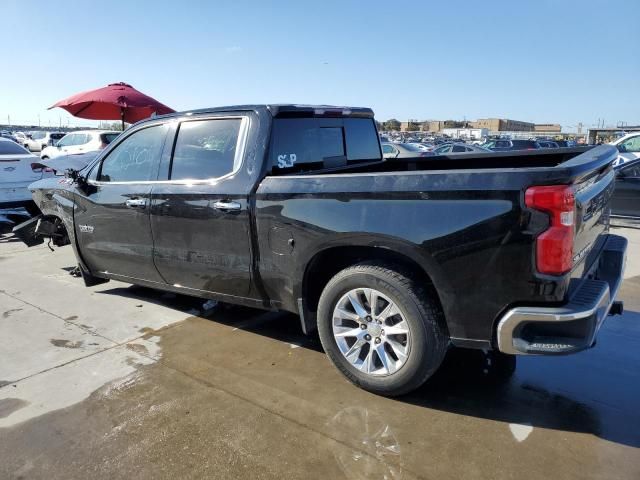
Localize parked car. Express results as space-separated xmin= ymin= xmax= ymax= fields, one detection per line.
xmin=538 ymin=140 xmax=560 ymax=148
xmin=45 ymin=132 xmax=66 ymax=147
xmin=381 ymin=142 xmax=432 ymax=158
xmin=0 ymin=138 xmax=51 ymax=216
xmin=15 ymin=104 xmax=626 ymax=397
xmin=554 ymin=140 xmax=577 ymax=148
xmin=0 ymin=131 xmax=19 ymax=143
xmin=40 ymin=130 xmax=120 ymax=160
xmin=13 ymin=132 xmax=28 ymax=144
xmin=483 ymin=139 xmax=541 ymax=151
xmin=611 ymin=158 xmax=640 ymax=218
xmin=609 ymin=133 xmax=640 ymax=167
xmin=23 ymin=131 xmax=65 ymax=152
xmin=405 ymin=142 xmax=433 ymax=152
xmin=430 ymin=143 xmax=492 ymax=155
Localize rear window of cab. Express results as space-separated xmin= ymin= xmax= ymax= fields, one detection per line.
xmin=269 ymin=117 xmax=381 ymax=173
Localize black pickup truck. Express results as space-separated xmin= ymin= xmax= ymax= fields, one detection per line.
xmin=16 ymin=105 xmax=627 ymax=396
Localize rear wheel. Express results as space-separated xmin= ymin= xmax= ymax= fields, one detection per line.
xmin=317 ymin=262 xmax=448 ymax=396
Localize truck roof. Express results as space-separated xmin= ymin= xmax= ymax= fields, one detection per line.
xmin=153 ymin=104 xmax=375 ymax=120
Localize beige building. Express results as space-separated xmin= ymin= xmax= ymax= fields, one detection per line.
xmin=471 ymin=118 xmax=535 ymax=132
xmin=426 ymin=120 xmax=465 ymax=133
xmin=534 ymin=123 xmax=562 ymax=133
xmin=400 ymin=121 xmax=423 ymax=132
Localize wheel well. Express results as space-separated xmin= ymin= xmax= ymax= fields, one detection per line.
xmin=303 ymin=246 xmax=440 ymax=317
xmin=39 ymin=214 xmax=70 ymax=247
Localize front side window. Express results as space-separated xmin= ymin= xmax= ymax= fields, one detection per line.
xmin=98 ymin=125 xmax=166 ymax=182
xmin=71 ymin=134 xmax=87 ymax=146
xmin=452 ymin=144 xmax=466 ymax=152
xmin=170 ymin=119 xmax=242 ymax=180
xmin=57 ymin=134 xmax=76 ymax=147
xmin=435 ymin=145 xmax=452 ymax=154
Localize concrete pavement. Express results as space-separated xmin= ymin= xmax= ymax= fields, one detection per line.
xmin=0 ymin=225 xmax=639 ymax=479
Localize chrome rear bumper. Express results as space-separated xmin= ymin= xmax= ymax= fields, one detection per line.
xmin=497 ymin=234 xmax=627 ymax=355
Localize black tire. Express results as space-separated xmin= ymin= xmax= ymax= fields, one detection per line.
xmin=41 ymin=156 xmax=49 ymax=160
xmin=317 ymin=262 xmax=449 ymax=397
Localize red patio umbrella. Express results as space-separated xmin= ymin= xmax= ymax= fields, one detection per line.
xmin=49 ymin=82 xmax=175 ymax=130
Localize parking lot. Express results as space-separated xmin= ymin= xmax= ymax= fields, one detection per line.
xmin=0 ymin=225 xmax=637 ymax=479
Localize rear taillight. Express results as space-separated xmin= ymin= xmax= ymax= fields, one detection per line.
xmin=525 ymin=185 xmax=575 ymax=275
xmin=30 ymin=163 xmax=53 ymax=173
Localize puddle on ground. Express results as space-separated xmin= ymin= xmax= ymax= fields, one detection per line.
xmin=50 ymin=339 xmax=83 ymax=349
xmin=0 ymin=398 xmax=29 ymax=419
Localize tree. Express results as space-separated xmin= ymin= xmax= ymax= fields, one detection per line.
xmin=97 ymin=121 xmax=127 ymax=131
xmin=383 ymin=119 xmax=400 ymax=131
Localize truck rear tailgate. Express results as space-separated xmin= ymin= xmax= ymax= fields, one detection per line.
xmin=571 ymin=164 xmax=615 ymax=276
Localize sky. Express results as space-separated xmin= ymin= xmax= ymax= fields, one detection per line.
xmin=2 ymin=0 xmax=639 ymax=132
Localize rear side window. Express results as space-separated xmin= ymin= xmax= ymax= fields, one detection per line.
xmin=0 ymin=141 xmax=29 ymax=155
xmin=344 ymin=118 xmax=381 ymax=161
xmin=270 ymin=118 xmax=381 ymax=173
xmin=170 ymin=118 xmax=242 ymax=180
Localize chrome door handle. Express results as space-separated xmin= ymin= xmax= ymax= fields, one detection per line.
xmin=213 ymin=200 xmax=242 ymax=212
xmin=125 ymin=198 xmax=146 ymax=209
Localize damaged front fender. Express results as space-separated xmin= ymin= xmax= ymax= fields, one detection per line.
xmin=12 ymin=215 xmax=70 ymax=248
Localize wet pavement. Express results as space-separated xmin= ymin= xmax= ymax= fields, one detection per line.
xmin=0 ymin=223 xmax=639 ymax=479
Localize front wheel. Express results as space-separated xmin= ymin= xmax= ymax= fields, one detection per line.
xmin=317 ymin=262 xmax=448 ymax=397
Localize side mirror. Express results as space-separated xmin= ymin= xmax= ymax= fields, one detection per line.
xmin=65 ymin=168 xmax=87 ymax=188
xmin=617 ymin=144 xmax=626 ymax=153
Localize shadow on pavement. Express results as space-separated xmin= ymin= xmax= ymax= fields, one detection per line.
xmin=96 ymin=283 xmax=640 ymax=449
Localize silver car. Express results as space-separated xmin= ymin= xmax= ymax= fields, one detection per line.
xmin=381 ymin=142 xmax=431 ymax=159
xmin=431 ymin=143 xmax=492 ymax=155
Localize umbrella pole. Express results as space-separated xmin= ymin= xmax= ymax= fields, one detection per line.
xmin=121 ymin=108 xmax=125 ymax=131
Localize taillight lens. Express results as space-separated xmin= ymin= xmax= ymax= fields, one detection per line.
xmin=30 ymin=163 xmax=53 ymax=173
xmin=525 ymin=185 xmax=575 ymax=275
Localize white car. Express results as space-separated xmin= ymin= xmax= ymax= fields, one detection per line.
xmin=23 ymin=131 xmax=66 ymax=152
xmin=0 ymin=139 xmax=52 ymax=215
xmin=609 ymin=133 xmax=640 ymax=166
xmin=40 ymin=130 xmax=120 ymax=160
xmin=13 ymin=132 xmax=28 ymax=143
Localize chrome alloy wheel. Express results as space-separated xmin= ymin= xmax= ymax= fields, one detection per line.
xmin=332 ymin=288 xmax=411 ymax=376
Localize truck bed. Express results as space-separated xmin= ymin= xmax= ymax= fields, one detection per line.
xmin=256 ymin=145 xmax=618 ymax=345
xmin=288 ymin=146 xmax=604 ymax=176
